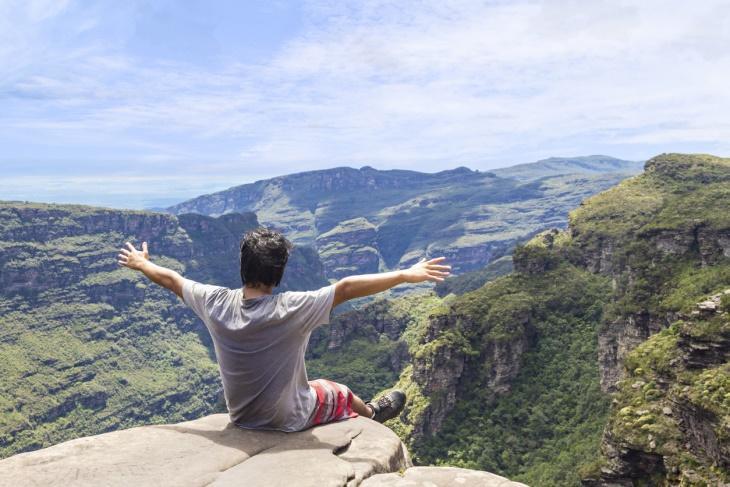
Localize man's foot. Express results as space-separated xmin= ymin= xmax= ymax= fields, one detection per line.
xmin=366 ymin=390 xmax=406 ymax=423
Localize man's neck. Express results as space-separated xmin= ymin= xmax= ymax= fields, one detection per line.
xmin=243 ymin=284 xmax=274 ymax=299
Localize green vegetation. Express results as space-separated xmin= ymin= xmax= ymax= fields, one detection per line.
xmin=0 ymin=277 xmax=221 ymax=458
xmin=567 ymin=153 xmax=730 ymax=485
xmin=606 ymin=309 xmax=730 ymax=485
xmin=0 ymin=201 xmax=328 ymax=458
xmin=394 ymin=264 xmax=612 ymax=486
xmin=570 ymin=153 xmax=730 ymax=247
xmin=435 ymin=255 xmax=513 ymax=296
xmin=306 ymin=293 xmax=447 ymax=400
xmin=307 ymin=337 xmax=400 ymax=401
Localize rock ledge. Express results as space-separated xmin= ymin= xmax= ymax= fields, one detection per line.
xmin=0 ymin=415 xmax=408 ymax=487
xmin=0 ymin=414 xmax=527 ymax=486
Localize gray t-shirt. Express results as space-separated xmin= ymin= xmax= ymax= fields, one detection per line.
xmin=181 ymin=278 xmax=336 ymax=432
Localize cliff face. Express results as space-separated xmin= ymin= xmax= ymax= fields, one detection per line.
xmin=0 ymin=201 xmax=328 ymax=459
xmin=311 ymin=153 xmax=729 ymax=486
xmin=565 ymin=153 xmax=730 ymax=393
xmin=389 ymin=239 xmax=611 ymax=486
xmin=506 ymin=154 xmax=728 ymax=485
xmin=583 ymin=292 xmax=730 ymax=486
xmin=167 ymin=158 xmax=639 ymax=279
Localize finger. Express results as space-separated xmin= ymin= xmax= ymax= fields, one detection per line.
xmin=118 ymin=254 xmax=128 ymax=262
xmin=142 ymin=241 xmax=148 ymax=253
xmin=428 ymin=272 xmax=450 ymax=279
xmin=119 ymin=248 xmax=130 ymax=255
xmin=117 ymin=260 xmax=125 ymax=266
xmin=428 ymin=256 xmax=446 ymax=264
xmin=125 ymin=242 xmax=136 ymax=252
xmin=418 ymin=257 xmax=426 ymax=263
xmin=430 ymin=270 xmax=450 ymax=276
xmin=427 ymin=264 xmax=451 ymax=271
xmin=428 ymin=276 xmax=445 ymax=282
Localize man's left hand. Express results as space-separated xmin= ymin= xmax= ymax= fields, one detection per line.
xmin=118 ymin=241 xmax=150 ymax=270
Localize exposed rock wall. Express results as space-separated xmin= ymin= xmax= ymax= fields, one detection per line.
xmin=583 ymin=292 xmax=730 ymax=486
xmin=566 ymin=155 xmax=730 ymax=392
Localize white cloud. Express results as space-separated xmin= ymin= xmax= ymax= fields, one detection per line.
xmin=1 ymin=0 xmax=729 ymax=202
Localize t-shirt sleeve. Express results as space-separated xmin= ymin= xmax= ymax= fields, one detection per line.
xmin=288 ymin=283 xmax=336 ymax=334
xmin=181 ymin=278 xmax=228 ymax=324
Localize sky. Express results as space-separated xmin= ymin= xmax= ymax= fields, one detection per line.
xmin=1 ymin=0 xmax=729 ymax=209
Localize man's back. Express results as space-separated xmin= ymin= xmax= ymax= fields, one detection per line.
xmin=181 ymin=278 xmax=336 ymax=432
xmin=118 ymin=229 xmax=448 ymax=431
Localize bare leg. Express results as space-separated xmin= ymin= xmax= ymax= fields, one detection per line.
xmin=351 ymin=393 xmax=373 ymax=418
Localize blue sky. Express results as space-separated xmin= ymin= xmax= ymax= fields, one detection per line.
xmin=1 ymin=0 xmax=729 ymax=209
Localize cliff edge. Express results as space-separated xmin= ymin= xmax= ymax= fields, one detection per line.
xmin=0 ymin=414 xmax=525 ymax=487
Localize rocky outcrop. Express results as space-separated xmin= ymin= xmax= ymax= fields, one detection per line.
xmin=566 ymin=155 xmax=730 ymax=392
xmin=583 ymin=430 xmax=667 ymax=487
xmin=597 ymin=312 xmax=669 ymax=392
xmin=674 ymin=400 xmax=729 ymax=472
xmin=403 ymin=302 xmax=532 ymax=441
xmin=362 ymin=466 xmax=529 ymax=486
xmin=409 ymin=315 xmax=469 ymax=439
xmin=0 ymin=415 xmax=409 ymax=487
xmin=593 ymin=218 xmax=730 ymax=393
xmin=0 ymin=415 xmax=525 ymax=487
xmin=584 ymin=292 xmax=730 ymax=486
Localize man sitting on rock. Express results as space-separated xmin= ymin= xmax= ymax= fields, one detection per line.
xmin=117 ymin=228 xmax=450 ymax=432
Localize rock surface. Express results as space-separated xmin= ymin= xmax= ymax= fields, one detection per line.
xmin=0 ymin=415 xmax=528 ymax=487
xmin=362 ymin=466 xmax=529 ymax=486
xmin=0 ymin=415 xmax=410 ymax=487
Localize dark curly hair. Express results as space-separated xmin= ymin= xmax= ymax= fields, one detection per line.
xmin=239 ymin=227 xmax=293 ymax=288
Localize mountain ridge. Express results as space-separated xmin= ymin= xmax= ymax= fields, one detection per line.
xmin=164 ymin=155 xmax=640 ymax=215
xmin=166 ymin=156 xmax=640 ymax=280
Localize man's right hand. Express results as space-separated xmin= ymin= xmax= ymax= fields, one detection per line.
xmin=401 ymin=256 xmax=451 ymax=283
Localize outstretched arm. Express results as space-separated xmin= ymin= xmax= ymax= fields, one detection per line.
xmin=117 ymin=242 xmax=185 ymax=299
xmin=332 ymin=256 xmax=451 ymax=308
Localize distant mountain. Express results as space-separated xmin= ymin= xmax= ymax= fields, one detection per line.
xmin=0 ymin=202 xmax=328 ymax=458
xmin=492 ymin=155 xmax=643 ymax=181
xmin=167 ymin=157 xmax=639 ymax=279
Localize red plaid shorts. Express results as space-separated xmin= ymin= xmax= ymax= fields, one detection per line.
xmin=306 ymin=379 xmax=359 ymax=427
